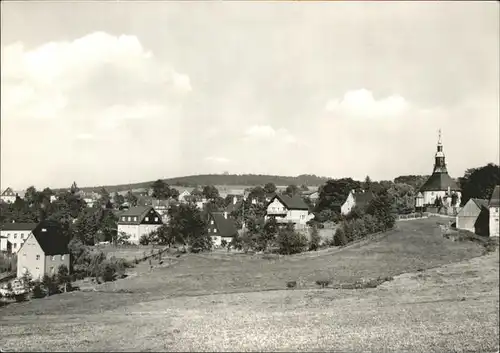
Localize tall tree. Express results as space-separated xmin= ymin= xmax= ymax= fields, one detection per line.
xmin=263 ymin=182 xmax=277 ymax=194
xmin=366 ymin=189 xmax=395 ymax=230
xmin=363 ymin=175 xmax=372 ymax=191
xmin=202 ymin=185 xmax=219 ymax=200
xmin=459 ymin=163 xmax=500 ymax=206
xmin=166 ymin=203 xmax=210 ymax=251
xmin=285 ymin=184 xmax=300 ymax=196
xmin=113 ymin=193 xmax=125 ymax=207
xmin=125 ymin=191 xmax=138 ymax=206
xmin=151 ymin=179 xmax=170 ymax=199
xmin=98 ymin=188 xmax=111 ymax=208
xmin=316 ymin=178 xmax=361 ymax=212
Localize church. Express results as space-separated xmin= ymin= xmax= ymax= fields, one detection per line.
xmin=415 ymin=130 xmax=462 ymax=210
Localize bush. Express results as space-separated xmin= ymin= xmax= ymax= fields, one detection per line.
xmin=99 ymin=261 xmax=117 ymax=282
xmin=315 ymin=279 xmax=331 ymax=288
xmin=286 ymin=281 xmax=297 ymax=289
xmin=31 ymin=281 xmax=46 ymax=299
xmin=309 ymin=226 xmax=321 ymax=251
xmin=276 ymin=226 xmax=308 ymax=255
xmin=139 ymin=235 xmax=150 ymax=245
xmin=42 ymin=275 xmax=60 ymax=296
xmin=333 ymin=226 xmax=348 ymax=246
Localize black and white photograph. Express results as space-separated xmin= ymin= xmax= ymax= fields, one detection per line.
xmin=0 ymin=1 xmax=499 ymax=352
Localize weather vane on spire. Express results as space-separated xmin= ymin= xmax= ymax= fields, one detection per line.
xmin=438 ymin=128 xmax=442 ymax=144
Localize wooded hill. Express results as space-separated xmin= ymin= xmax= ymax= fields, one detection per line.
xmin=74 ymin=174 xmax=332 ymax=193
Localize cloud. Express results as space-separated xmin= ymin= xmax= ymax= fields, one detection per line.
xmin=1 ymin=31 xmax=191 ymax=122
xmin=75 ymin=133 xmax=94 ymax=141
xmin=204 ymin=156 xmax=230 ymax=164
xmin=325 ymin=89 xmax=410 ymax=118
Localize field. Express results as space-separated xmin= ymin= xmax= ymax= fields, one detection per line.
xmin=1 ymin=217 xmax=498 ymax=352
xmin=98 ymin=244 xmax=165 ymax=262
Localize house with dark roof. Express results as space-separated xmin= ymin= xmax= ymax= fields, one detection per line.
xmin=341 ymin=190 xmax=375 ymax=216
xmin=0 ymin=222 xmax=38 ymax=253
xmin=265 ymin=193 xmax=314 ymax=228
xmin=117 ymin=206 xmax=163 ymax=244
xmin=1 ymin=187 xmax=17 ymax=204
xmin=456 ymin=198 xmax=490 ymax=236
xmin=207 ymin=211 xmax=238 ymax=247
xmin=489 ymin=185 xmax=500 ymax=237
xmin=16 ymin=220 xmax=70 ymax=279
xmin=418 ymin=130 xmax=461 ymax=209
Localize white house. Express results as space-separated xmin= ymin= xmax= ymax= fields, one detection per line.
xmin=0 ymin=222 xmax=38 ymax=253
xmin=455 ymin=198 xmax=490 ymax=236
xmin=207 ymin=211 xmax=238 ymax=247
xmin=489 ymin=185 xmax=500 ymax=237
xmin=265 ymin=193 xmax=314 ymax=228
xmin=1 ymin=187 xmax=17 ymax=204
xmin=17 ymin=220 xmax=70 ymax=280
xmin=341 ymin=190 xmax=375 ymax=216
xmin=178 ymin=190 xmax=191 ymax=203
xmin=117 ymin=206 xmax=163 ymax=244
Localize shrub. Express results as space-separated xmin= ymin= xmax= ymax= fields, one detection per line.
xmin=31 ymin=281 xmax=46 ymax=299
xmin=99 ymin=261 xmax=117 ymax=282
xmin=14 ymin=293 xmax=28 ymax=302
xmin=42 ymin=275 xmax=60 ymax=296
xmin=139 ymin=235 xmax=150 ymax=245
xmin=286 ymin=281 xmax=297 ymax=289
xmin=276 ymin=226 xmax=308 ymax=255
xmin=315 ymin=279 xmax=331 ymax=288
xmin=309 ymin=226 xmax=321 ymax=251
xmin=333 ymin=226 xmax=348 ymax=246
xmin=57 ymin=265 xmax=71 ymax=292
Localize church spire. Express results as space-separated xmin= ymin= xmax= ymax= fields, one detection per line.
xmin=434 ymin=129 xmax=447 ymax=173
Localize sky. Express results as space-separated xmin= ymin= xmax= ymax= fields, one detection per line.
xmin=1 ymin=1 xmax=499 ymax=190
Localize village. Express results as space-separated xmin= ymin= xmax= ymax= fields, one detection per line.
xmin=0 ymin=133 xmax=499 ymax=300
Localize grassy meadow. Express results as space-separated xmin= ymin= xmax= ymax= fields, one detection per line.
xmin=0 ymin=217 xmax=498 ymax=352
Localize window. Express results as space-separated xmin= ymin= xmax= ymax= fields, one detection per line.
xmin=52 ymin=256 xmax=56 ymax=261
xmin=61 ymin=255 xmax=65 ymax=260
xmin=210 ymin=220 xmax=214 ymax=225
xmin=214 ymin=228 xmax=217 ymax=233
xmin=154 ymin=217 xmax=158 ymax=222
xmin=36 ymin=254 xmax=40 ymax=260
xmin=41 ymin=228 xmax=47 ymax=232
xmin=208 ymin=228 xmax=211 ymax=233
xmin=122 ymin=216 xmax=126 ymax=221
xmin=128 ymin=216 xmax=131 ymax=222
xmin=14 ymin=233 xmax=17 ymax=239
xmin=145 ymin=217 xmax=149 ymax=221
xmin=35 ymin=267 xmax=39 ymax=271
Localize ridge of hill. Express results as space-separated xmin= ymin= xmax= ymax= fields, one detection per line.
xmin=71 ymin=174 xmax=332 ymax=193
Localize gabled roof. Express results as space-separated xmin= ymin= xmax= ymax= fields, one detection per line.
xmin=1 ymin=187 xmax=15 ymax=197
xmin=0 ymin=222 xmax=38 ymax=232
xmin=269 ymin=193 xmax=309 ymax=210
xmin=489 ymin=185 xmax=500 ymax=207
xmin=471 ymin=198 xmax=489 ymax=210
xmin=353 ymin=191 xmax=375 ymax=208
xmin=419 ymin=172 xmax=461 ymax=192
xmin=117 ymin=206 xmax=161 ymax=225
xmin=30 ymin=220 xmax=69 ymax=256
xmin=210 ymin=212 xmax=238 ymax=238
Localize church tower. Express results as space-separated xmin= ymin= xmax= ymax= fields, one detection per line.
xmin=417 ymin=129 xmax=461 ymax=209
xmin=433 ymin=129 xmax=447 ymax=173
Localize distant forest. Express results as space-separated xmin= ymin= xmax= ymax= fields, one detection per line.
xmin=69 ymin=173 xmax=444 ymax=194
xmin=77 ymin=174 xmax=332 ymax=193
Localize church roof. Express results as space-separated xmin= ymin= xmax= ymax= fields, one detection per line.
xmin=419 ymin=172 xmax=461 ymax=192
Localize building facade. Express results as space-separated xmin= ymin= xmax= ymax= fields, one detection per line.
xmin=207 ymin=211 xmax=238 ymax=247
xmin=265 ymin=194 xmax=314 ymax=228
xmin=1 ymin=187 xmax=17 ymax=204
xmin=117 ymin=206 xmax=163 ymax=244
xmin=0 ymin=222 xmax=38 ymax=253
xmin=489 ymin=185 xmax=500 ymax=237
xmin=455 ymin=199 xmax=490 ymax=236
xmin=17 ymin=220 xmax=70 ymax=279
